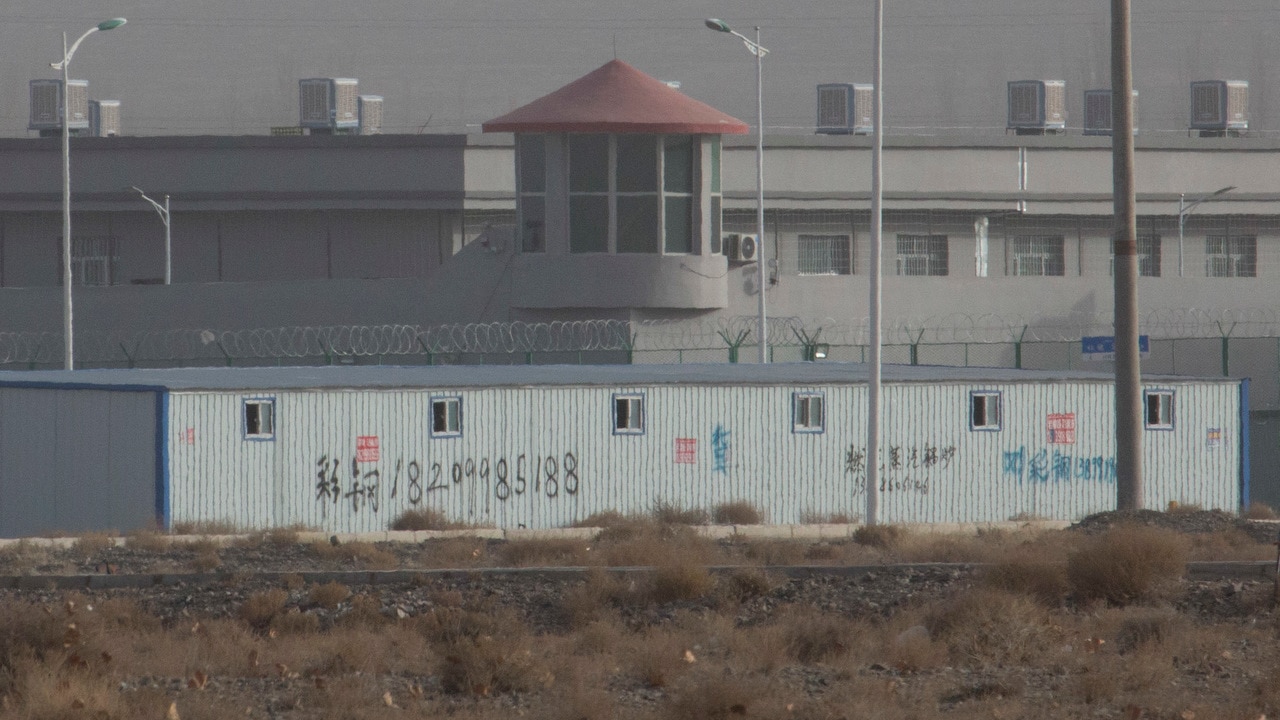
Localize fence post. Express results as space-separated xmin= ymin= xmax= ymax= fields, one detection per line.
xmin=1216 ymin=320 xmax=1237 ymax=377
xmin=1013 ymin=325 xmax=1028 ymax=369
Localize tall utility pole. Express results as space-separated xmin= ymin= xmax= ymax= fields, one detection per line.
xmin=1111 ymin=0 xmax=1142 ymax=510
xmin=865 ymin=0 xmax=884 ymax=526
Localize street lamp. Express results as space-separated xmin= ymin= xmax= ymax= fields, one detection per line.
xmin=705 ymin=18 xmax=770 ymax=363
xmin=1177 ymin=186 xmax=1236 ymax=277
xmin=51 ymin=17 xmax=126 ymax=370
xmin=131 ymin=186 xmax=171 ymax=284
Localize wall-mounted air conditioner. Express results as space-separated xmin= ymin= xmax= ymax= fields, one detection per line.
xmin=1082 ymin=89 xmax=1137 ymax=136
xmin=89 ymin=100 xmax=121 ymax=137
xmin=1007 ymin=80 xmax=1066 ymax=135
xmin=1190 ymin=80 xmax=1248 ymax=136
xmin=723 ymin=233 xmax=758 ymax=262
xmin=358 ymin=95 xmax=383 ymax=135
xmin=815 ymin=83 xmax=873 ymax=135
xmin=29 ymin=79 xmax=89 ymax=135
xmin=299 ymin=78 xmax=360 ymax=131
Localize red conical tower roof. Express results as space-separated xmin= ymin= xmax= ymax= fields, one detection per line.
xmin=483 ymin=60 xmax=748 ymax=134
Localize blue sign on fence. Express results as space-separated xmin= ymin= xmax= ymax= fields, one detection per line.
xmin=1081 ymin=335 xmax=1149 ymax=361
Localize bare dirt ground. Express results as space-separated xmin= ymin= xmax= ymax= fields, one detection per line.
xmin=1 ymin=510 xmax=1278 ymax=719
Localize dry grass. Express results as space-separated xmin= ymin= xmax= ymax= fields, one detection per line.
xmin=497 ymin=538 xmax=593 ymax=567
xmin=1243 ymin=502 xmax=1279 ymax=520
xmin=651 ymin=500 xmax=710 ymax=526
xmin=798 ymin=509 xmax=857 ymax=524
xmin=169 ymin=519 xmax=243 ymax=535
xmin=711 ymin=500 xmax=765 ymax=525
xmin=4 ymin=517 xmax=1280 ymax=720
xmin=852 ymin=523 xmax=904 ymax=549
xmin=1067 ymin=524 xmax=1189 ymax=605
xmin=124 ymin=528 xmax=170 ymax=552
xmin=390 ymin=507 xmax=468 ymax=531
xmin=308 ymin=539 xmax=400 ymax=570
xmin=309 ymin=581 xmax=352 ymax=609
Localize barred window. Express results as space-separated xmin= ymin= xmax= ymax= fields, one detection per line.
xmin=797 ymin=234 xmax=852 ymax=275
xmin=58 ymin=235 xmax=117 ymax=286
xmin=1205 ymin=235 xmax=1257 ymax=277
xmin=1110 ymin=235 xmax=1162 ymax=277
xmin=1010 ymin=235 xmax=1065 ymax=276
xmin=895 ymin=234 xmax=948 ymax=276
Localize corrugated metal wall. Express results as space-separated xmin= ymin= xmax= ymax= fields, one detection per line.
xmin=167 ymin=379 xmax=1242 ymax=532
xmin=0 ymin=387 xmax=158 ymax=537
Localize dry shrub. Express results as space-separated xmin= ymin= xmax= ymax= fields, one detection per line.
xmin=853 ymin=523 xmax=904 ymax=549
xmin=652 ymin=500 xmax=710 ymax=526
xmin=1067 ymin=524 xmax=1189 ymax=605
xmin=736 ymin=539 xmax=806 ymax=566
xmin=125 ymin=529 xmax=170 ymax=552
xmin=799 ymin=510 xmax=856 ymax=524
xmin=270 ymin=607 xmax=321 ymax=635
xmin=562 ymin=568 xmax=630 ymax=626
xmin=419 ymin=606 xmax=538 ymax=696
xmin=0 ymin=540 xmax=50 ymax=574
xmin=571 ymin=510 xmax=630 ymax=528
xmin=625 ymin=629 xmax=695 ymax=689
xmin=885 ymin=622 xmax=948 ymax=672
xmin=238 ymin=588 xmax=289 ymax=630
xmin=645 ymin=562 xmax=714 ymax=605
xmin=337 ymin=593 xmax=389 ymax=629
xmin=573 ymin=618 xmax=625 ymax=655
xmin=595 ymin=521 xmax=719 ymax=568
xmin=664 ymin=671 xmax=786 ymax=720
xmin=981 ymin=553 xmax=1069 ymax=606
xmin=1165 ymin=500 xmax=1204 ymax=514
xmin=1110 ymin=606 xmax=1185 ymax=654
xmin=1243 ymin=502 xmax=1278 ymax=520
xmin=391 ymin=507 xmax=465 ymax=531
xmin=498 ymin=538 xmax=592 ymax=567
xmin=1186 ymin=527 xmax=1273 ymax=561
xmin=309 ymin=539 xmax=399 ymax=570
xmin=71 ymin=532 xmax=115 ymax=559
xmin=712 ymin=500 xmax=765 ymax=525
xmin=776 ymin=606 xmax=855 ymax=663
xmin=2 ymin=657 xmax=134 ymax=719
xmin=418 ymin=537 xmax=488 ymax=568
xmin=189 ymin=545 xmax=223 ymax=572
xmin=927 ymin=587 xmax=1060 ymax=668
xmin=309 ymin=581 xmax=352 ymax=609
xmin=239 ymin=525 xmax=307 ymax=548
xmin=170 ymin=519 xmax=242 ymax=535
xmin=719 ymin=568 xmax=780 ymax=603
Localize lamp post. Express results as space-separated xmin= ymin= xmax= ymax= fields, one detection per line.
xmin=131 ymin=186 xmax=171 ymax=284
xmin=1178 ymin=186 xmax=1236 ymax=277
xmin=705 ymin=18 xmax=770 ymax=363
xmin=51 ymin=17 xmax=126 ymax=370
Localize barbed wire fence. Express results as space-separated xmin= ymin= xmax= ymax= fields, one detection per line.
xmin=3 ymin=306 xmax=1280 ymax=395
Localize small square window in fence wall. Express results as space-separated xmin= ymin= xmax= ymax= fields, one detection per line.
xmin=970 ymin=391 xmax=1002 ymax=431
xmin=243 ymin=398 xmax=276 ymax=440
xmin=1145 ymin=389 xmax=1175 ymax=430
xmin=792 ymin=392 xmax=825 ymax=433
xmin=432 ymin=396 xmax=462 ymax=438
xmin=613 ymin=393 xmax=645 ymax=435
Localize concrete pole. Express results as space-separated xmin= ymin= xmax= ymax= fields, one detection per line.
xmin=754 ymin=25 xmax=767 ymax=364
xmin=865 ymin=0 xmax=884 ymax=526
xmin=1111 ymin=0 xmax=1143 ymax=510
xmin=61 ymin=32 xmax=74 ymax=371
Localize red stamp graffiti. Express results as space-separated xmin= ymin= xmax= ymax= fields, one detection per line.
xmin=356 ymin=435 xmax=380 ymax=462
xmin=674 ymin=438 xmax=697 ymax=464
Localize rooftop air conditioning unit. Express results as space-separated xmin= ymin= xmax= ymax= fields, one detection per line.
xmin=816 ymin=83 xmax=873 ymax=135
xmin=1190 ymin=80 xmax=1248 ymax=136
xmin=358 ymin=95 xmax=383 ymax=135
xmin=29 ymin=79 xmax=89 ymax=134
xmin=299 ymin=78 xmax=359 ymax=131
xmin=89 ymin=100 xmax=121 ymax=137
xmin=723 ymin=233 xmax=758 ymax=262
xmin=1082 ymin=89 xmax=1137 ymax=136
xmin=1007 ymin=80 xmax=1066 ymax=135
